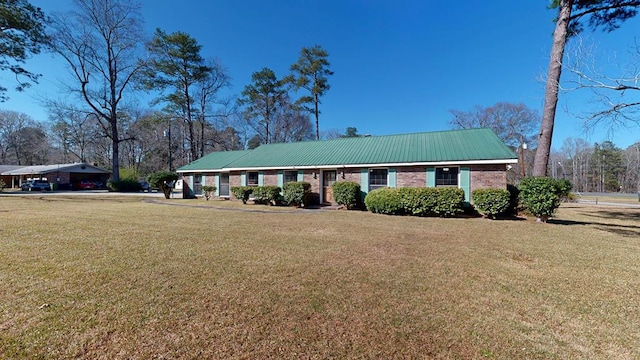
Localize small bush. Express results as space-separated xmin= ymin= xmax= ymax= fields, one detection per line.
xmin=201 ymin=185 xmax=216 ymax=201
xmin=0 ymin=179 xmax=5 ymax=192
xmin=283 ymin=182 xmax=311 ymax=207
xmin=147 ymin=171 xmax=179 ymax=199
xmin=364 ymin=188 xmax=403 ymax=215
xmin=252 ymin=186 xmax=281 ymax=205
xmin=231 ymin=186 xmax=254 ymax=204
xmin=332 ymin=181 xmax=361 ymax=209
xmin=472 ymin=188 xmax=511 ymax=219
xmin=518 ymin=177 xmax=563 ymax=222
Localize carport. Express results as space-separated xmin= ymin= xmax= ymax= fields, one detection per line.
xmin=1 ymin=162 xmax=112 ymax=190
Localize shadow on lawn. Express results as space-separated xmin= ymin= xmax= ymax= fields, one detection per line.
xmin=549 ymin=208 xmax=640 ymax=238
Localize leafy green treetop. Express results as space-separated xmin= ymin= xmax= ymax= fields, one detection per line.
xmin=287 ymin=45 xmax=333 ymax=141
xmin=0 ymin=0 xmax=47 ymax=100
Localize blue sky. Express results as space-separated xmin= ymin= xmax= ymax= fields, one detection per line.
xmin=4 ymin=0 xmax=640 ymax=150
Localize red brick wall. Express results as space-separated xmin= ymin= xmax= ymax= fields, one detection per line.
xmin=263 ymin=171 xmax=278 ymax=186
xmin=397 ymin=166 xmax=427 ymax=188
xmin=190 ymin=165 xmax=508 ymax=202
xmin=204 ymin=173 xmax=216 ymax=187
xmin=470 ymin=164 xmax=507 ymax=192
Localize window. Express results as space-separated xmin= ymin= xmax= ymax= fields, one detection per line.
xmin=247 ymin=171 xmax=259 ymax=186
xmin=369 ymin=169 xmax=388 ymax=191
xmin=284 ymin=170 xmax=298 ymax=184
xmin=436 ymin=167 xmax=459 ymax=187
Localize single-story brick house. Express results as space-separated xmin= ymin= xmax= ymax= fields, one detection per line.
xmin=176 ymin=128 xmax=518 ymax=204
xmin=0 ymin=162 xmax=111 ymax=190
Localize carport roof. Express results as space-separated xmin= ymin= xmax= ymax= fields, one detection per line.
xmin=0 ymin=163 xmax=111 ymax=175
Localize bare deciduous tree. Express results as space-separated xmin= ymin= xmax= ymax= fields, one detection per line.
xmin=0 ymin=110 xmax=48 ymax=165
xmin=562 ymin=37 xmax=640 ymax=131
xmin=48 ymin=0 xmax=145 ymax=182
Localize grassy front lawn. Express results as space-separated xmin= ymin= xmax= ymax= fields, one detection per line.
xmin=1 ymin=196 xmax=639 ymax=359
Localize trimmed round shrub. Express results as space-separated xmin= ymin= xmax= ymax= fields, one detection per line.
xmin=283 ymin=182 xmax=311 ymax=207
xmin=201 ymin=185 xmax=216 ymax=201
xmin=147 ymin=171 xmax=179 ymax=199
xmin=332 ymin=181 xmax=361 ymax=209
xmin=518 ymin=177 xmax=562 ymax=222
xmin=231 ymin=186 xmax=254 ymax=204
xmin=472 ymin=188 xmax=511 ymax=219
xmin=364 ymin=188 xmax=403 ymax=215
xmin=252 ymin=186 xmax=281 ymax=205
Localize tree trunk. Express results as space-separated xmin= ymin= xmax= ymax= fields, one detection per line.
xmin=314 ymin=94 xmax=320 ymax=141
xmin=533 ymin=0 xmax=573 ymax=176
xmin=111 ymin=117 xmax=120 ymax=182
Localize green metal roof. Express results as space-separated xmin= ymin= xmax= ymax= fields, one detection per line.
xmin=177 ymin=150 xmax=251 ymax=171
xmin=178 ymin=128 xmax=517 ymax=172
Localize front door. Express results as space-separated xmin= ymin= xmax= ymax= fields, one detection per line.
xmin=219 ymin=173 xmax=230 ymax=197
xmin=322 ymin=170 xmax=337 ymax=204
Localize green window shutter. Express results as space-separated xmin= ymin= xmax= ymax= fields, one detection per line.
xmin=426 ymin=167 xmax=435 ymax=187
xmin=460 ymin=167 xmax=471 ymax=203
xmin=360 ymin=169 xmax=369 ymax=196
xmin=258 ymin=171 xmax=264 ymax=186
xmin=214 ymin=174 xmax=220 ymax=197
xmin=388 ymin=168 xmax=396 ymax=188
xmin=189 ymin=175 xmax=195 ymax=197
xmin=241 ymin=172 xmax=246 ymax=186
xmin=277 ymin=170 xmax=283 ymax=188
xmin=202 ymin=175 xmax=206 ymax=193
xmin=297 ymin=170 xmax=304 ymax=182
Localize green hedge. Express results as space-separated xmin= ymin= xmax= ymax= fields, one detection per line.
xmin=472 ymin=188 xmax=511 ymax=219
xmin=332 ymin=181 xmax=361 ymax=209
xmin=231 ymin=186 xmax=254 ymax=204
xmin=432 ymin=188 xmax=465 ymax=217
xmin=364 ymin=188 xmax=403 ymax=215
xmin=518 ymin=177 xmax=567 ymax=222
xmin=365 ymin=187 xmax=464 ymax=217
xmin=283 ymin=182 xmax=311 ymax=207
xmin=252 ymin=185 xmax=281 ymax=205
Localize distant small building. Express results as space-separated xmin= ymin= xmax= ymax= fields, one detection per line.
xmin=177 ymin=128 xmax=518 ymax=205
xmin=0 ymin=163 xmax=111 ymax=190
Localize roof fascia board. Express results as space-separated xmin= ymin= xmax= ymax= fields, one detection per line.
xmin=177 ymin=159 xmax=518 ymax=173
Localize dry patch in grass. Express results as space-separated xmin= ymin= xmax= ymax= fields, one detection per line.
xmin=1 ymin=196 xmax=639 ymax=359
